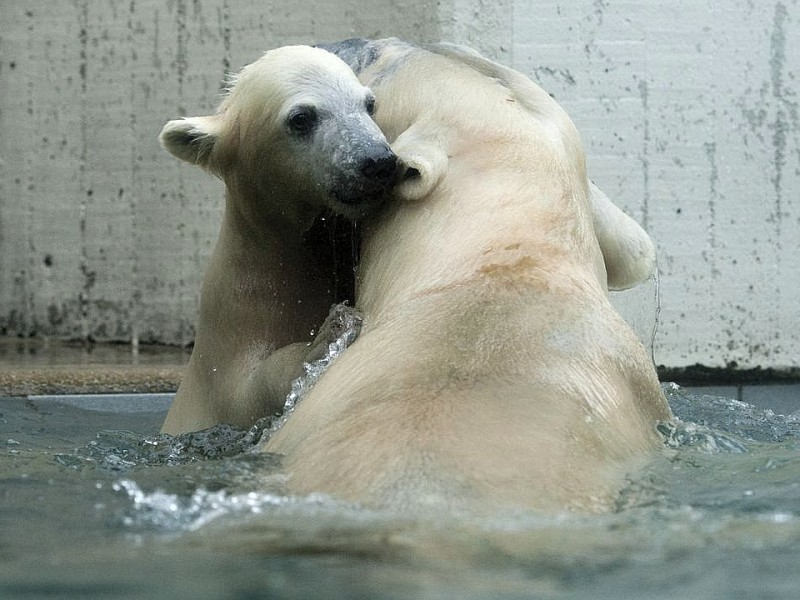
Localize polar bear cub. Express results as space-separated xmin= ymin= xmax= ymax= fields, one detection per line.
xmin=159 ymin=46 xmax=397 ymax=434
xmin=263 ymin=39 xmax=672 ymax=513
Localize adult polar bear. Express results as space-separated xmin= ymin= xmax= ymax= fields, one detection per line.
xmin=158 ymin=46 xmax=397 ymax=434
xmin=263 ymin=39 xmax=672 ymax=513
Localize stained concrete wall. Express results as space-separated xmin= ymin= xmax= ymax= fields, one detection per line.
xmin=0 ymin=0 xmax=439 ymax=347
xmin=506 ymin=1 xmax=800 ymax=371
xmin=1 ymin=1 xmax=798 ymax=371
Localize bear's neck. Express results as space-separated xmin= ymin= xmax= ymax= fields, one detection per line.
xmin=191 ymin=190 xmax=336 ymax=356
xmin=224 ymin=178 xmax=318 ymax=244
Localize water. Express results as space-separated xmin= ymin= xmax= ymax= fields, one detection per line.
xmin=271 ymin=303 xmax=363 ymax=435
xmin=2 ymin=385 xmax=800 ymax=600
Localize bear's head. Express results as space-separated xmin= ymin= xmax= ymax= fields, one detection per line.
xmin=160 ymin=45 xmax=398 ymax=222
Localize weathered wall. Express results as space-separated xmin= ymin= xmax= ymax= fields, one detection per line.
xmin=506 ymin=1 xmax=800 ymax=370
xmin=0 ymin=0 xmax=439 ymax=347
xmin=1 ymin=1 xmax=798 ymax=370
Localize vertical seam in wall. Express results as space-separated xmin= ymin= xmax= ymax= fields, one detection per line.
xmin=176 ymin=0 xmax=190 ymax=346
xmin=769 ymin=2 xmax=789 ymax=337
xmin=77 ymin=0 xmax=91 ymax=342
xmin=127 ymin=1 xmax=140 ymax=349
xmin=221 ymin=0 xmax=231 ymax=77
xmin=24 ymin=8 xmax=35 ymax=336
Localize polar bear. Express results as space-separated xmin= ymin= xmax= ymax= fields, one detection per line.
xmin=158 ymin=46 xmax=397 ymax=435
xmin=262 ymin=39 xmax=672 ymax=513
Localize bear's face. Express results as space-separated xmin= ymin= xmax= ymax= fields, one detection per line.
xmin=160 ymin=46 xmax=398 ymax=221
xmin=263 ymin=75 xmax=398 ymax=219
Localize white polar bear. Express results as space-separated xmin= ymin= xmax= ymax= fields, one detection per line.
xmin=158 ymin=46 xmax=397 ymax=435
xmin=263 ymin=39 xmax=672 ymax=513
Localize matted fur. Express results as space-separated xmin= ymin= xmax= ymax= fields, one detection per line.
xmin=263 ymin=40 xmax=672 ymax=513
xmin=159 ymin=46 xmax=396 ymax=434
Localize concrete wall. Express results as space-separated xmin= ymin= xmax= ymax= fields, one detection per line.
xmin=0 ymin=0 xmax=439 ymax=347
xmin=509 ymin=1 xmax=800 ymax=371
xmin=1 ymin=1 xmax=798 ymax=371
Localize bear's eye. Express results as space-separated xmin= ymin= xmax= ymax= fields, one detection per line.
xmin=287 ymin=106 xmax=318 ymax=136
xmin=365 ymin=95 xmax=376 ymax=116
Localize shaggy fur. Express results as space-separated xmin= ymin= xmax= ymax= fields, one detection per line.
xmin=263 ymin=39 xmax=672 ymax=513
xmin=159 ymin=46 xmax=396 ymax=434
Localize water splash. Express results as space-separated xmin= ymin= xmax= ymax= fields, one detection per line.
xmin=664 ymin=383 xmax=800 ymax=443
xmin=657 ymin=419 xmax=748 ymax=454
xmin=269 ymin=303 xmax=362 ymax=434
xmin=657 ymin=383 xmax=800 ymax=453
xmin=57 ymin=417 xmax=276 ymax=472
xmin=56 ymin=304 xmax=363 ymax=473
xmin=111 ymin=479 xmax=295 ymax=531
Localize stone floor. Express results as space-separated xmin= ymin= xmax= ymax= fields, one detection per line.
xmin=0 ymin=337 xmax=187 ymax=396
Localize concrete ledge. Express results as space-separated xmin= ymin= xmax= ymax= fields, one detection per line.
xmin=20 ymin=386 xmax=800 ymax=417
xmin=0 ymin=338 xmax=186 ymax=396
xmin=3 ymin=340 xmax=798 ymax=416
xmin=684 ymin=385 xmax=800 ymax=416
xmin=0 ymin=366 xmax=184 ymax=396
xmin=28 ymin=393 xmax=174 ymax=413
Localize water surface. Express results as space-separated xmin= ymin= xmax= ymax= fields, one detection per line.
xmin=2 ymin=385 xmax=799 ymax=599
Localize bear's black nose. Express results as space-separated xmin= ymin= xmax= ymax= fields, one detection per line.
xmin=360 ymin=150 xmax=398 ymax=182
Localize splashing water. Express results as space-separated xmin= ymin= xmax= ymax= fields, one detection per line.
xmin=51 ymin=303 xmax=364 ymax=475
xmin=4 ymin=381 xmax=800 ymax=599
xmin=662 ymin=382 xmax=800 ymax=443
xmin=110 ymin=479 xmax=319 ymax=532
xmin=56 ymin=419 xmax=276 ymax=471
xmin=656 ymin=419 xmax=749 ymax=454
xmin=269 ymin=303 xmax=362 ymax=434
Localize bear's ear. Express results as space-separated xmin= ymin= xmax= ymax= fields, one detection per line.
xmin=589 ymin=181 xmax=656 ymax=290
xmin=391 ymin=125 xmax=448 ymax=202
xmin=159 ymin=116 xmax=222 ymax=169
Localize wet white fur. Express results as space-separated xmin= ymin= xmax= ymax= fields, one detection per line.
xmin=159 ymin=46 xmax=389 ymax=434
xmin=264 ymin=41 xmax=671 ymax=513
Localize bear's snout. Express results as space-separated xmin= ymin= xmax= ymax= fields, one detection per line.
xmin=359 ymin=149 xmax=398 ymax=184
xmin=328 ymin=143 xmax=399 ymax=214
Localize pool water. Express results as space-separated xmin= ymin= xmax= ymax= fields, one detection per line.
xmin=2 ymin=385 xmax=799 ymax=600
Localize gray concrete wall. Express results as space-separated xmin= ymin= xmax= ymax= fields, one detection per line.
xmin=1 ymin=1 xmax=798 ymax=372
xmin=0 ymin=0 xmax=439 ymax=346
xmin=506 ymin=1 xmax=800 ymax=371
